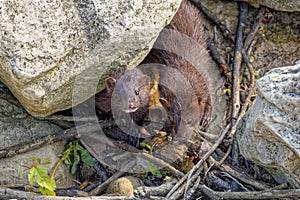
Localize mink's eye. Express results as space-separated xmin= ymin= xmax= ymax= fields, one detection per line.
xmin=135 ymin=90 xmax=139 ymax=95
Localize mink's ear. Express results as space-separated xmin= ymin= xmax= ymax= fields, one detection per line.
xmin=105 ymin=77 xmax=116 ymax=93
xmin=138 ymin=75 xmax=150 ymax=87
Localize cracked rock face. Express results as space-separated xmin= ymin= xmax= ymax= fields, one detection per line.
xmin=237 ymin=64 xmax=300 ymax=188
xmin=0 ymin=0 xmax=181 ymax=117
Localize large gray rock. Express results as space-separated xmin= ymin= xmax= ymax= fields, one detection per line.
xmin=237 ymin=64 xmax=300 ymax=188
xmin=0 ymin=84 xmax=74 ymax=187
xmin=0 ymin=0 xmax=182 ymax=117
xmin=233 ymin=0 xmax=300 ymax=12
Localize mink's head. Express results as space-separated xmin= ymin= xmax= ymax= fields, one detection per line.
xmin=108 ymin=69 xmax=150 ymax=113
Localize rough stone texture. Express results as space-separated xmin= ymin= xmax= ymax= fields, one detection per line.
xmin=251 ymin=11 xmax=300 ymax=76
xmin=0 ymin=0 xmax=182 ymax=117
xmin=236 ymin=64 xmax=300 ymax=188
xmin=0 ymin=100 xmax=61 ymax=150
xmin=0 ymin=141 xmax=74 ymax=188
xmin=0 ymin=84 xmax=74 ymax=187
xmin=233 ymin=0 xmax=300 ymax=12
xmin=197 ymin=0 xmax=300 ymax=79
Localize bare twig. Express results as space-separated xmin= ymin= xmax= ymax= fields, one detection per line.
xmin=230 ymin=2 xmax=248 ymax=168
xmin=0 ymin=186 xmax=139 ymax=200
xmin=207 ymin=38 xmax=232 ymax=83
xmin=0 ymin=123 xmax=108 ymax=159
xmin=231 ymin=2 xmax=248 ymax=121
xmin=221 ymin=172 xmax=250 ymax=191
xmin=200 ymin=184 xmax=300 ymax=199
xmin=217 ymin=144 xmax=232 ymax=167
xmin=165 ymin=123 xmax=231 ymax=199
xmin=243 ymin=7 xmax=265 ymax=52
xmin=141 ymin=152 xmax=185 ymax=178
xmin=184 ymin=176 xmax=201 ymax=200
xmin=36 ymin=115 xmax=84 ymax=122
xmin=135 ymin=177 xmax=177 ymax=197
xmin=209 ymin=156 xmax=271 ymax=190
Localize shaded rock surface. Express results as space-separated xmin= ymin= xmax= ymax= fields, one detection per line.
xmin=0 ymin=82 xmax=74 ymax=187
xmin=0 ymin=0 xmax=181 ymax=117
xmin=0 ymin=141 xmax=74 ymax=188
xmin=236 ymin=64 xmax=300 ymax=188
xmin=233 ymin=0 xmax=300 ymax=12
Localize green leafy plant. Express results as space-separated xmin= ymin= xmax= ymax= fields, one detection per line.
xmin=22 ymin=157 xmax=56 ymax=196
xmin=60 ymin=139 xmax=94 ymax=174
xmin=139 ymin=162 xmax=165 ymax=179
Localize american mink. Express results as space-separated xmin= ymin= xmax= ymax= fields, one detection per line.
xmin=95 ymin=0 xmax=213 ymax=137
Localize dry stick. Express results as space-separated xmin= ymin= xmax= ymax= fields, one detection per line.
xmin=36 ymin=115 xmax=84 ymax=122
xmin=0 ymin=186 xmax=138 ymax=200
xmin=207 ymin=38 xmax=232 ymax=83
xmin=232 ymin=2 xmax=248 ymax=123
xmin=0 ymin=122 xmax=110 ymax=159
xmin=135 ymin=178 xmax=177 ymax=197
xmin=107 ymin=138 xmax=185 ymax=178
xmin=184 ymin=176 xmax=201 ymax=200
xmin=89 ymin=160 xmax=135 ymax=196
xmin=200 ymin=185 xmax=300 ymax=199
xmin=218 ymin=162 xmax=271 ymax=191
xmin=141 ymin=152 xmax=185 ymax=178
xmin=231 ymin=2 xmax=248 ymax=168
xmin=169 ymin=182 xmax=188 ymax=200
xmin=101 ymin=130 xmax=184 ymax=179
xmin=243 ymin=7 xmax=265 ymax=52
xmin=228 ymin=51 xmax=255 ymax=139
xmin=0 ymin=128 xmax=77 ymax=159
xmin=217 ymin=144 xmax=232 ymax=167
xmin=182 ymin=125 xmax=231 ymax=198
xmin=165 ymin=123 xmax=231 ymax=199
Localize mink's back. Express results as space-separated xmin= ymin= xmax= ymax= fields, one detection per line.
xmin=143 ymin=0 xmax=213 ymax=126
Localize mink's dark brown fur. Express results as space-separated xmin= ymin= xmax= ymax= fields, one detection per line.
xmin=95 ymin=0 xmax=214 ymax=135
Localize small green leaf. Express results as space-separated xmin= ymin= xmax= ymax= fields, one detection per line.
xmin=40 ymin=186 xmax=56 ymax=196
xmin=71 ymin=154 xmax=80 ymax=174
xmin=71 ymin=163 xmax=77 ymax=174
xmin=28 ymin=165 xmax=47 ymax=185
xmin=28 ymin=165 xmax=56 ymax=196
xmin=148 ymin=162 xmax=163 ymax=178
xmin=73 ymin=154 xmax=80 ymax=166
xmin=62 ymin=139 xmax=95 ymax=174
xmin=64 ymin=156 xmax=72 ymax=166
xmin=80 ymin=149 xmax=94 ymax=167
xmin=140 ymin=142 xmax=153 ymax=152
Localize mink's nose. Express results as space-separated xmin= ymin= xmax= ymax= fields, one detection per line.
xmin=128 ymin=102 xmax=134 ymax=109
